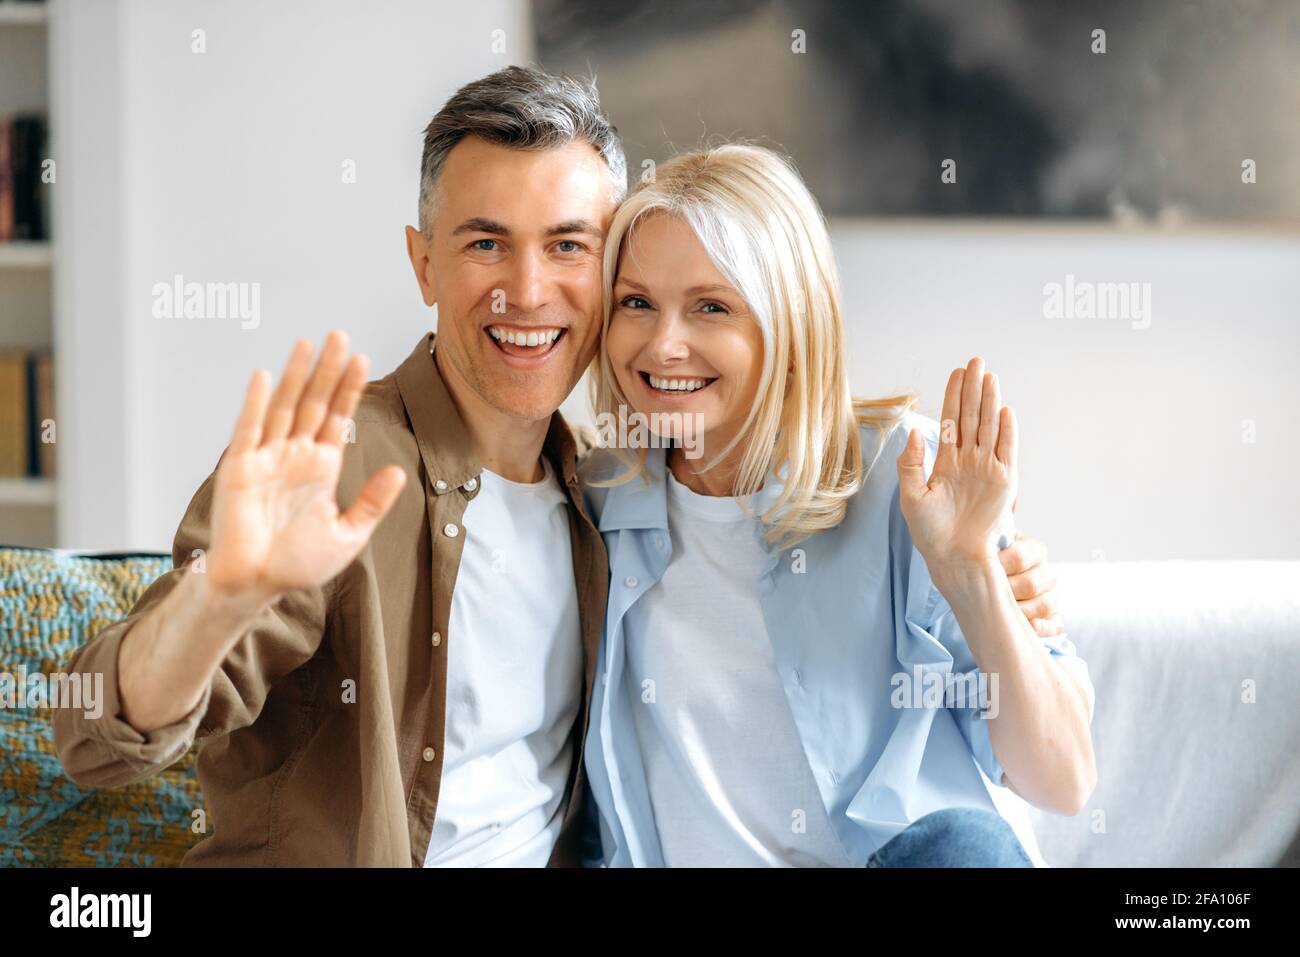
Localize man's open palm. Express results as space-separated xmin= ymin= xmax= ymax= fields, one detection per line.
xmin=206 ymin=330 xmax=407 ymax=603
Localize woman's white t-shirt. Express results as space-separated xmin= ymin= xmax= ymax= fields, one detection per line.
xmin=622 ymin=468 xmax=851 ymax=867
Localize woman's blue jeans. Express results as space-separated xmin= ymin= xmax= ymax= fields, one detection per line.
xmin=865 ymin=807 xmax=1033 ymax=867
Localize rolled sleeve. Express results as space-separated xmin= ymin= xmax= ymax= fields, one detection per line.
xmin=965 ymin=709 xmax=1007 ymax=788
xmin=927 ymin=590 xmax=1009 ymax=787
xmin=53 ymin=614 xmax=213 ymax=788
xmin=929 ymin=589 xmax=1095 ymax=787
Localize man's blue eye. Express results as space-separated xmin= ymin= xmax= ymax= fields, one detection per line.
xmin=557 ymin=240 xmax=579 ymax=252
xmin=473 ymin=239 xmax=497 ymax=251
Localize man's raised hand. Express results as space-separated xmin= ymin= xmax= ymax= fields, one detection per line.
xmin=205 ymin=330 xmax=407 ymax=606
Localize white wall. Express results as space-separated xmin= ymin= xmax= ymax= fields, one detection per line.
xmin=53 ymin=1 xmax=1299 ymax=560
xmin=826 ymin=221 xmax=1300 ymax=561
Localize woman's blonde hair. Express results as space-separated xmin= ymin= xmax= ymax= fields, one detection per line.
xmin=588 ymin=142 xmax=918 ymax=550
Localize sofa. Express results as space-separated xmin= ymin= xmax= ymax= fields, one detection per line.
xmin=1026 ymin=559 xmax=1300 ymax=867
xmin=0 ymin=547 xmax=203 ymax=866
xmin=2 ymin=545 xmax=1297 ymax=866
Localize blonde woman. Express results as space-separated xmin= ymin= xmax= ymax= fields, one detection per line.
xmin=579 ymin=144 xmax=1096 ymax=867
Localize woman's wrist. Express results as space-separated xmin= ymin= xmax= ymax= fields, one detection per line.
xmin=927 ymin=542 xmax=1004 ymax=599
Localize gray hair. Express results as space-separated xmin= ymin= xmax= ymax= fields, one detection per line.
xmin=418 ymin=65 xmax=628 ymax=235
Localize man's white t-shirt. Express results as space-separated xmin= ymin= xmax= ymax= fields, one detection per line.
xmin=623 ymin=468 xmax=851 ymax=867
xmin=423 ymin=456 xmax=583 ymax=867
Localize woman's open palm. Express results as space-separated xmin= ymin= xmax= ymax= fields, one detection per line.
xmin=897 ymin=356 xmax=1018 ymax=566
xmin=206 ymin=331 xmax=407 ymax=603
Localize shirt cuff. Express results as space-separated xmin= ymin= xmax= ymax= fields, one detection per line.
xmin=963 ymin=705 xmax=1008 ymax=787
xmin=75 ymin=617 xmax=211 ymax=773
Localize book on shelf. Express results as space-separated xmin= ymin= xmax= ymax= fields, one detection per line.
xmin=0 ymin=113 xmax=49 ymax=243
xmin=0 ymin=350 xmax=55 ymax=479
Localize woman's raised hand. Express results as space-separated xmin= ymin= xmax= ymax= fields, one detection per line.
xmin=204 ymin=330 xmax=408 ymax=607
xmin=896 ymin=356 xmax=1018 ymax=570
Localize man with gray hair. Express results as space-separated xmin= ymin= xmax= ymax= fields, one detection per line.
xmin=54 ymin=65 xmax=625 ymax=867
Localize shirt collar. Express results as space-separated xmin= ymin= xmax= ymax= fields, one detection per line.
xmin=393 ymin=331 xmax=583 ymax=496
xmin=596 ymin=447 xmax=671 ymax=534
xmin=750 ymin=460 xmax=789 ymax=521
xmin=597 ymin=445 xmax=788 ymax=551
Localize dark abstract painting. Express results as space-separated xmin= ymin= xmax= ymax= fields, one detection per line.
xmin=534 ymin=0 xmax=1300 ymax=220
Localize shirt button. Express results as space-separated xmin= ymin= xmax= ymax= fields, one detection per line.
xmin=422 ymin=747 xmax=436 ymax=762
xmin=443 ymin=522 xmax=459 ymax=538
xmin=653 ymin=536 xmax=665 ymax=550
xmin=624 ymin=576 xmax=638 ymax=588
xmin=463 ymin=477 xmax=478 ymax=492
xmin=434 ymin=479 xmax=448 ymax=492
xmin=431 ymin=632 xmax=442 ymax=647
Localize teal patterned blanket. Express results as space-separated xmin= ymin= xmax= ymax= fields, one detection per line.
xmin=0 ymin=547 xmax=204 ymax=867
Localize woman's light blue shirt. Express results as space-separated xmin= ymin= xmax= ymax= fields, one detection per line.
xmin=579 ymin=412 xmax=1093 ymax=867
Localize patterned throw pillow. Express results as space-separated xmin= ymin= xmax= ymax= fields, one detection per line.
xmin=0 ymin=547 xmax=205 ymax=866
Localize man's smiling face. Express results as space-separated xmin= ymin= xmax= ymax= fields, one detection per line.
xmin=406 ymin=135 xmax=618 ymax=423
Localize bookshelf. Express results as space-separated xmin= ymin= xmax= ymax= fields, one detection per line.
xmin=0 ymin=0 xmax=54 ymax=543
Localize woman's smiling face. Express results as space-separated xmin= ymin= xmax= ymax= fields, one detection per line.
xmin=606 ymin=213 xmax=765 ymax=460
